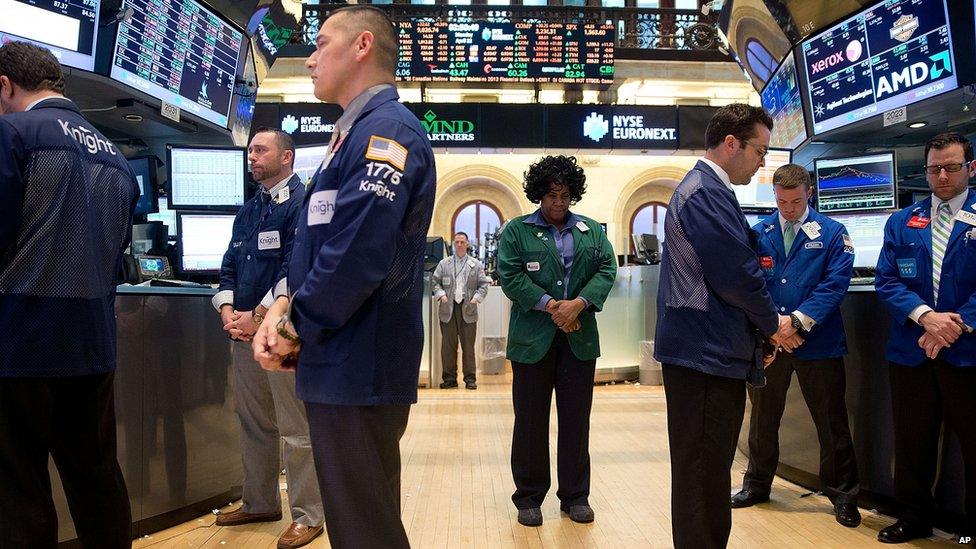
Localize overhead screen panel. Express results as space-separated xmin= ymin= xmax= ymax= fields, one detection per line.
xmin=801 ymin=0 xmax=957 ymax=135
xmin=761 ymin=52 xmax=808 ymax=149
xmin=397 ymin=21 xmax=615 ymax=84
xmin=0 ymin=0 xmax=100 ymax=71
xmin=111 ymin=0 xmax=245 ymax=128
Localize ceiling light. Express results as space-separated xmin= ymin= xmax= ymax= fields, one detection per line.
xmin=907 ymin=121 xmax=927 ymax=128
xmin=122 ymin=114 xmax=143 ymax=122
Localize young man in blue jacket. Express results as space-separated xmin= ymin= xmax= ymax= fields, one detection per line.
xmin=252 ymin=6 xmax=436 ymax=548
xmin=0 ymin=42 xmax=137 ymax=547
xmin=875 ymin=131 xmax=976 ymax=545
xmin=730 ymin=164 xmax=860 ymax=528
xmin=655 ymin=103 xmax=797 ymax=549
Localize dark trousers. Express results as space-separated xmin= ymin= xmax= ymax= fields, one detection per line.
xmin=305 ymin=403 xmax=411 ymax=549
xmin=0 ymin=373 xmax=131 ymax=548
xmin=440 ymin=302 xmax=477 ymax=384
xmin=889 ymin=359 xmax=976 ymax=533
xmin=511 ymin=332 xmax=596 ymax=510
xmin=662 ymin=363 xmax=745 ymax=549
xmin=743 ymin=355 xmax=859 ymax=504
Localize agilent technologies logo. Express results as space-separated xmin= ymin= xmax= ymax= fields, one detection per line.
xmin=583 ymin=112 xmax=609 ymax=142
xmin=281 ymin=115 xmax=299 ymax=134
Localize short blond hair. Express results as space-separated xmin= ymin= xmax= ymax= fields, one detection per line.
xmin=773 ymin=164 xmax=811 ymax=190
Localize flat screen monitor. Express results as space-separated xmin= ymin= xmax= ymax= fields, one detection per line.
xmin=230 ymin=43 xmax=257 ymax=148
xmin=0 ymin=0 xmax=100 ymax=71
xmin=110 ymin=0 xmax=245 ymax=128
xmin=146 ymin=197 xmax=177 ymax=237
xmin=167 ymin=145 xmax=246 ymax=211
xmin=761 ymin=52 xmax=808 ymax=150
xmin=829 ymin=211 xmax=892 ymax=269
xmin=294 ymin=145 xmax=328 ymax=185
xmin=815 ymin=152 xmax=897 ymax=214
xmin=176 ymin=212 xmax=235 ymax=274
xmin=743 ymin=213 xmax=765 ymax=229
xmin=127 ymin=156 xmax=158 ymax=215
xmin=734 ymin=148 xmax=792 ymax=211
xmin=800 ymin=0 xmax=957 ymax=135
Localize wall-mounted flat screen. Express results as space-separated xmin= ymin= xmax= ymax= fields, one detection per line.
xmin=801 ymin=0 xmax=957 ymax=135
xmin=815 ymin=152 xmax=896 ymax=213
xmin=111 ymin=0 xmax=244 ymax=128
xmin=397 ymin=21 xmax=615 ymax=84
xmin=0 ymin=0 xmax=100 ymax=71
xmin=167 ymin=145 xmax=246 ymax=211
xmin=230 ymin=44 xmax=257 ymax=148
xmin=761 ymin=52 xmax=808 ymax=149
xmin=734 ymin=148 xmax=791 ymax=211
xmin=176 ymin=212 xmax=234 ymax=274
xmin=829 ymin=211 xmax=892 ymax=268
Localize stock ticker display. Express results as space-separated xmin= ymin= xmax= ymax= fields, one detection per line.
xmin=111 ymin=0 xmax=244 ymax=128
xmin=761 ymin=53 xmax=807 ymax=149
xmin=801 ymin=0 xmax=957 ymax=135
xmin=0 ymin=0 xmax=100 ymax=71
xmin=397 ymin=20 xmax=615 ymax=84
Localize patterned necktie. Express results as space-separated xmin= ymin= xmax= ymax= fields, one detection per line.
xmin=932 ymin=202 xmax=952 ymax=304
xmin=784 ymin=221 xmax=796 ymax=255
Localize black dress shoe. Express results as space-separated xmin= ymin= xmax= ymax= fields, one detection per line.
xmin=517 ymin=507 xmax=543 ymax=527
xmin=833 ymin=503 xmax=861 ymax=527
xmin=465 ymin=381 xmax=477 ymax=390
xmin=439 ymin=381 xmax=458 ymax=389
xmin=560 ymin=504 xmax=594 ymax=523
xmin=730 ymin=489 xmax=769 ymax=509
xmin=877 ymin=519 xmax=932 ymax=543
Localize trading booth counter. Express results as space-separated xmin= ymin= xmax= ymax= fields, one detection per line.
xmin=739 ymin=284 xmax=967 ymax=528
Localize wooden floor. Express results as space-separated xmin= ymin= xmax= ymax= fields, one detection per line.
xmin=133 ymin=375 xmax=959 ymax=548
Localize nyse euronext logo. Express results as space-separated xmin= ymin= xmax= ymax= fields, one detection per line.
xmin=583 ymin=113 xmax=609 ymax=142
xmin=281 ymin=115 xmax=299 ymax=134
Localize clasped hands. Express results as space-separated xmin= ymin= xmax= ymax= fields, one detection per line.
xmin=545 ymin=298 xmax=584 ymax=333
xmin=251 ymin=297 xmax=301 ymax=372
xmin=762 ymin=315 xmax=805 ymax=367
xmin=917 ymin=311 xmax=969 ymax=359
xmin=220 ymin=305 xmax=258 ymax=342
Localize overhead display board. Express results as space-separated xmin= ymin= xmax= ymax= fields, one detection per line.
xmin=800 ymin=0 xmax=957 ymax=135
xmin=396 ymin=20 xmax=615 ymax=84
xmin=761 ymin=52 xmax=808 ymax=150
xmin=0 ymin=0 xmax=100 ymax=71
xmin=111 ymin=0 xmax=245 ymax=128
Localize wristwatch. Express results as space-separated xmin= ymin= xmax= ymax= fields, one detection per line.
xmin=276 ymin=315 xmax=301 ymax=344
xmin=252 ymin=309 xmax=265 ymax=325
xmin=789 ymin=312 xmax=804 ymax=332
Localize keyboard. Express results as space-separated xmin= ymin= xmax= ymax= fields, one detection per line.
xmin=850 ymin=277 xmax=875 ymax=286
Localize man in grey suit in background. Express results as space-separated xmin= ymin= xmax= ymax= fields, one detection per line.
xmin=433 ymin=232 xmax=491 ymax=389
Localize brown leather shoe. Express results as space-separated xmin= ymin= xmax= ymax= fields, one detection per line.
xmin=215 ymin=506 xmax=282 ymax=526
xmin=277 ymin=522 xmax=324 ymax=549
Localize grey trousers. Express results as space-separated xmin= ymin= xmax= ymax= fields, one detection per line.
xmin=440 ymin=302 xmax=477 ymax=384
xmin=230 ymin=341 xmax=324 ymax=526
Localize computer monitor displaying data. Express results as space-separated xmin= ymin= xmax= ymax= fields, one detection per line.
xmin=147 ymin=197 xmax=177 ymax=237
xmin=176 ymin=212 xmax=235 ymax=274
xmin=0 ymin=0 xmax=101 ymax=71
xmin=294 ymin=145 xmax=328 ymax=185
xmin=127 ymin=156 xmax=158 ymax=216
xmin=830 ymin=211 xmax=892 ymax=269
xmin=167 ymin=145 xmax=246 ymax=211
xmin=734 ymin=148 xmax=791 ymax=211
xmin=815 ymin=152 xmax=896 ymax=214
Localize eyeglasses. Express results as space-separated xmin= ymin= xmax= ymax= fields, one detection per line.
xmin=739 ymin=138 xmax=769 ymax=158
xmin=923 ymin=162 xmax=970 ymax=175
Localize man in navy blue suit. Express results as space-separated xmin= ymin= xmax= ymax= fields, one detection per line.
xmin=731 ymin=164 xmax=860 ymax=528
xmin=655 ymin=103 xmax=797 ymax=549
xmin=875 ymin=131 xmax=976 ymax=544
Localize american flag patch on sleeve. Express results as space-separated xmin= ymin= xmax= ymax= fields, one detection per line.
xmin=365 ymin=135 xmax=408 ymax=171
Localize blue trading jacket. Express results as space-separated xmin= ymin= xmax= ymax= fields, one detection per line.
xmin=753 ymin=208 xmax=853 ymax=360
xmin=875 ymin=190 xmax=976 ymax=367
xmin=288 ymin=88 xmax=436 ymax=405
xmin=0 ymin=98 xmax=138 ymax=377
xmin=655 ymin=161 xmax=779 ymax=381
xmin=218 ymin=174 xmax=305 ymax=312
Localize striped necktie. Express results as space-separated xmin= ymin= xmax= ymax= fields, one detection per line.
xmin=784 ymin=221 xmax=796 ymax=255
xmin=932 ymin=202 xmax=952 ymax=304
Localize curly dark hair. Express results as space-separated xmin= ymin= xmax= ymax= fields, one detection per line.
xmin=523 ymin=155 xmax=587 ymax=204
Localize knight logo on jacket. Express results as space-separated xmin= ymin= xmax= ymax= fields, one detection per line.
xmin=58 ymin=118 xmax=117 ymax=156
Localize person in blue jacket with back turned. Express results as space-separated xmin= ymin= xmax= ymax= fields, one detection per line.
xmin=251 ymin=6 xmax=436 ymax=548
xmin=730 ymin=164 xmax=860 ymax=528
xmin=875 ymin=131 xmax=976 ymax=545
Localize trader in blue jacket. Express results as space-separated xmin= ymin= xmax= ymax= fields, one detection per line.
xmin=212 ymin=127 xmax=324 ymax=548
xmin=730 ymin=164 xmax=860 ymax=527
xmin=252 ymin=7 xmax=435 ymax=548
xmin=0 ymin=42 xmax=137 ymax=547
xmin=655 ymin=104 xmax=796 ymax=549
xmin=875 ymin=131 xmax=976 ymax=545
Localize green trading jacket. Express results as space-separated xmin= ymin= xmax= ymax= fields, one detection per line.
xmin=497 ymin=213 xmax=617 ymax=364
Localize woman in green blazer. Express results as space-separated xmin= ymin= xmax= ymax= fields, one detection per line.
xmin=497 ymin=155 xmax=617 ymax=527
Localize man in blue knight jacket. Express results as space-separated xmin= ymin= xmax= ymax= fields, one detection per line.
xmin=0 ymin=42 xmax=137 ymax=547
xmin=875 ymin=131 xmax=976 ymax=545
xmin=731 ymin=164 xmax=861 ymax=528
xmin=252 ymin=6 xmax=435 ymax=548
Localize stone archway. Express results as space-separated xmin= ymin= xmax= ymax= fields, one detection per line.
xmin=613 ymin=166 xmax=688 ymax=252
xmin=432 ymin=165 xmax=528 ymax=240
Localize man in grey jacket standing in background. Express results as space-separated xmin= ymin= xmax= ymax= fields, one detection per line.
xmin=433 ymin=232 xmax=491 ymax=389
